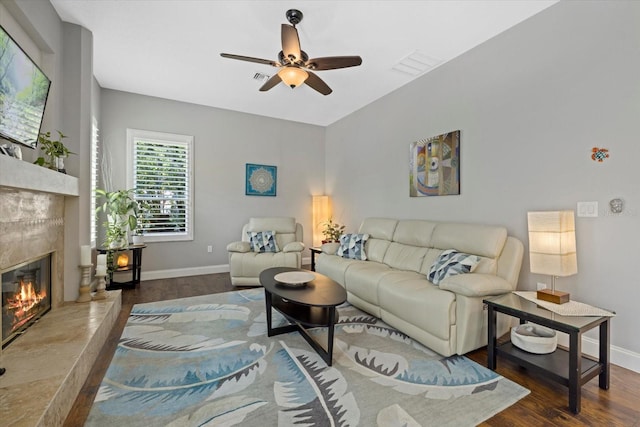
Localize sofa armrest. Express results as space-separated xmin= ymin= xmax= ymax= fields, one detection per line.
xmin=227 ymin=241 xmax=251 ymax=253
xmin=439 ymin=273 xmax=513 ymax=297
xmin=283 ymin=242 xmax=305 ymax=252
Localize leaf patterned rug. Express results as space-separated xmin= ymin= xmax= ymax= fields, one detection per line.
xmin=86 ymin=288 xmax=528 ymax=426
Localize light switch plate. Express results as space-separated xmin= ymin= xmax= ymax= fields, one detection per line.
xmin=577 ymin=201 xmax=598 ymax=217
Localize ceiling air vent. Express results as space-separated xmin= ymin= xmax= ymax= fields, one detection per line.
xmin=253 ymin=72 xmax=270 ymax=82
xmin=392 ymin=51 xmax=442 ymax=76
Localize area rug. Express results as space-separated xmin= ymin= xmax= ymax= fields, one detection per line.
xmin=86 ymin=288 xmax=528 ymax=426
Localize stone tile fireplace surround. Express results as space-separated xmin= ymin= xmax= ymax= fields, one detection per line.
xmin=0 ymin=155 xmax=121 ymax=426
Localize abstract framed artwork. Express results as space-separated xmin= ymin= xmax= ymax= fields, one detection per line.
xmin=409 ymin=130 xmax=460 ymax=197
xmin=245 ymin=163 xmax=277 ymax=196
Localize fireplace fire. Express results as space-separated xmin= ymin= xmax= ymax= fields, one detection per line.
xmin=1 ymin=254 xmax=52 ymax=347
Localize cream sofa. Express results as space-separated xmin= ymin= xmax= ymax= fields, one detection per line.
xmin=316 ymin=218 xmax=523 ymax=356
xmin=227 ymin=217 xmax=304 ymax=286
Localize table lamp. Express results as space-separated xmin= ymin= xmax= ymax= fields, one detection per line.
xmin=527 ymin=210 xmax=577 ymax=304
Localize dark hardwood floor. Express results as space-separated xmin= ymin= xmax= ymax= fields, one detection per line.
xmin=64 ymin=272 xmax=640 ymax=426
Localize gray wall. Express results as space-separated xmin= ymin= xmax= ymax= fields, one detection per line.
xmin=1 ymin=0 xmax=97 ymax=301
xmin=0 ymin=0 xmax=63 ymax=143
xmin=61 ymin=23 xmax=95 ymax=300
xmin=325 ymin=1 xmax=640 ymax=357
xmin=100 ymin=90 xmax=325 ymax=274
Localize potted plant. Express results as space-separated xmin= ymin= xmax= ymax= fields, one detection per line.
xmin=320 ymin=218 xmax=345 ymax=254
xmin=132 ymin=200 xmax=150 ymax=245
xmin=321 ymin=218 xmax=346 ymax=243
xmin=34 ymin=131 xmax=74 ymax=173
xmin=96 ymin=188 xmax=140 ymax=249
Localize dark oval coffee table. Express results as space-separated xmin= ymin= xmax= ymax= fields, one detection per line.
xmin=260 ymin=266 xmax=347 ymax=366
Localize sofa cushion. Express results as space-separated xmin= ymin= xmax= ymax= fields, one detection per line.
xmin=247 ymin=217 xmax=296 ymax=233
xmin=428 ymin=249 xmax=480 ymax=285
xmin=243 ymin=217 xmax=302 ymax=250
xmin=337 ymin=233 xmax=370 ymax=260
xmin=358 ymin=218 xmax=398 ymax=241
xmin=363 ymin=239 xmax=391 ymax=263
xmin=229 ymin=251 xmax=299 ymax=277
xmin=247 ymin=231 xmax=279 ymax=253
xmin=378 ymin=276 xmax=456 ymax=341
xmin=359 ymin=218 xmax=397 ymax=263
xmin=382 ymin=242 xmax=428 ymax=273
xmin=392 ymin=220 xmax=437 ymax=247
xmin=344 ymin=262 xmax=391 ymax=307
xmin=430 ymin=223 xmax=507 ymax=259
xmin=316 ymin=254 xmax=361 ymax=286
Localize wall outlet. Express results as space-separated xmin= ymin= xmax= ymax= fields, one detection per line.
xmin=207 ymin=245 xmax=213 ymax=253
xmin=537 ymin=282 xmax=547 ymax=290
xmin=577 ymin=201 xmax=598 ymax=217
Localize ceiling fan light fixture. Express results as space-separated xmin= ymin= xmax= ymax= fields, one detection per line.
xmin=278 ymin=66 xmax=308 ymax=88
xmin=221 ymin=9 xmax=361 ymax=95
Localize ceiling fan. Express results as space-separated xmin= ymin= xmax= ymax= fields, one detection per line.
xmin=220 ymin=9 xmax=362 ymax=95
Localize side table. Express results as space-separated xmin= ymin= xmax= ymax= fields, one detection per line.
xmin=484 ymin=293 xmax=611 ymax=414
xmin=310 ymin=247 xmax=322 ymax=271
xmin=97 ymin=245 xmax=146 ymax=289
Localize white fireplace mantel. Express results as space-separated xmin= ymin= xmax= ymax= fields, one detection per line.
xmin=0 ymin=153 xmax=79 ymax=196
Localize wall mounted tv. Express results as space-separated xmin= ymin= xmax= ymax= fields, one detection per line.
xmin=0 ymin=24 xmax=51 ymax=149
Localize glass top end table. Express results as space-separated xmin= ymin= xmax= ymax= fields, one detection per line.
xmin=484 ymin=292 xmax=611 ymax=414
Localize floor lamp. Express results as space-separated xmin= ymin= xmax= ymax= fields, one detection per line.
xmin=312 ymin=195 xmax=330 ymax=248
xmin=527 ymin=210 xmax=577 ymax=304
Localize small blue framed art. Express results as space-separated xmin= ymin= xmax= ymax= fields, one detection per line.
xmin=245 ymin=163 xmax=277 ymax=196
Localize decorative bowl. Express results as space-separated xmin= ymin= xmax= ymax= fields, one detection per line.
xmin=274 ymin=271 xmax=315 ymax=287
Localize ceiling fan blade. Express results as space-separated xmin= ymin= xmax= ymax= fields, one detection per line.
xmin=220 ymin=53 xmax=279 ymax=67
xmin=259 ymin=74 xmax=282 ymax=92
xmin=305 ymin=56 xmax=363 ymax=71
xmin=304 ymin=71 xmax=332 ymax=95
xmin=281 ymin=24 xmax=302 ymax=63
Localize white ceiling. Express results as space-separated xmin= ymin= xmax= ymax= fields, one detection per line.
xmin=50 ymin=1 xmax=557 ymax=127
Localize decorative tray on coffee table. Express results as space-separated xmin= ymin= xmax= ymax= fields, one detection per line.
xmin=274 ymin=271 xmax=315 ymax=287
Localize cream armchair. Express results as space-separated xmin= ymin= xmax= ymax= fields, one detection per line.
xmin=227 ymin=217 xmax=304 ymax=286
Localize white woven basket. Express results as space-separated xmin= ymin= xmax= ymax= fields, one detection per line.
xmin=511 ymin=323 xmax=557 ymax=354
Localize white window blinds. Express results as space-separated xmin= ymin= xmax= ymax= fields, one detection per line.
xmin=127 ymin=129 xmax=194 ymax=242
xmin=90 ymin=118 xmax=99 ymax=246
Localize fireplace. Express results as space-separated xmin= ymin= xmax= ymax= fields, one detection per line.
xmin=1 ymin=253 xmax=52 ymax=347
xmin=0 ymin=155 xmax=121 ymax=426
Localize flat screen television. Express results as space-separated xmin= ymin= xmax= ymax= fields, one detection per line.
xmin=0 ymin=24 xmax=51 ymax=149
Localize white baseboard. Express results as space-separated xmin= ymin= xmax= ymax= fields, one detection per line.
xmin=143 ymin=257 xmax=312 ymax=282
xmin=141 ymin=264 xmax=229 ymax=281
xmin=140 ymin=263 xmax=640 ymax=374
xmin=557 ymin=333 xmax=640 ymax=374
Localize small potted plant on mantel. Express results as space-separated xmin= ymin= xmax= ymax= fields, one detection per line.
xmin=321 ymin=218 xmax=345 ymax=254
xmin=34 ymin=130 xmax=74 ymax=173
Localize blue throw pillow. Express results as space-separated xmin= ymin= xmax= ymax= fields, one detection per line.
xmin=247 ymin=231 xmax=279 ymax=253
xmin=337 ymin=233 xmax=369 ymax=260
xmin=428 ymin=249 xmax=480 ymax=285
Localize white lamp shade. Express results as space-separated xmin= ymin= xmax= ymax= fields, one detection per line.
xmin=528 ymin=210 xmax=577 ymax=277
xmin=312 ymin=195 xmax=330 ymax=247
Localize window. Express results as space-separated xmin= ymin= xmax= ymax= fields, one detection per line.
xmin=126 ymin=129 xmax=194 ymax=242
